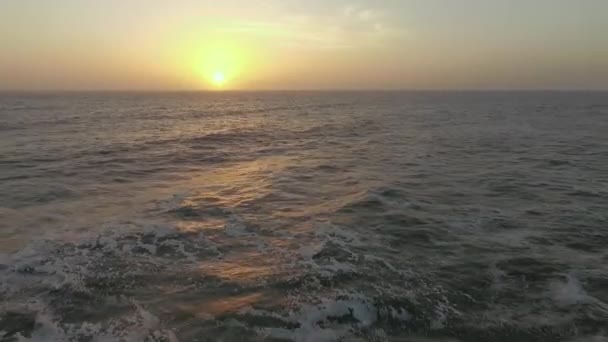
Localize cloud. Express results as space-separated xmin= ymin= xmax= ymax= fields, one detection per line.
xmin=215 ymin=2 xmax=404 ymax=50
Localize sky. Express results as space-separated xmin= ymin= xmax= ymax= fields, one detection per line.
xmin=1 ymin=0 xmax=607 ymax=91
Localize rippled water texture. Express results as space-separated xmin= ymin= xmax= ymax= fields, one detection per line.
xmin=1 ymin=91 xmax=607 ymax=341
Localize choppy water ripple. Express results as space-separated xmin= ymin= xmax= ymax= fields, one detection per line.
xmin=0 ymin=91 xmax=607 ymax=341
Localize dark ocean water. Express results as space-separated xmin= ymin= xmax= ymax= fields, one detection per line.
xmin=0 ymin=91 xmax=607 ymax=341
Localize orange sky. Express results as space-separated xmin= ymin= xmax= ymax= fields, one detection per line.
xmin=1 ymin=0 xmax=607 ymax=90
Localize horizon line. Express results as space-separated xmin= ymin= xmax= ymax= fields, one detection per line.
xmin=1 ymin=88 xmax=607 ymax=94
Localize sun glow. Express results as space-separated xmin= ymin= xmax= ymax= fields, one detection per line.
xmin=174 ymin=32 xmax=264 ymax=89
xmin=212 ymin=71 xmax=227 ymax=87
xmin=187 ymin=38 xmax=252 ymax=89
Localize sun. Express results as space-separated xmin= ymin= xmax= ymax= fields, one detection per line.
xmin=190 ymin=39 xmax=251 ymax=89
xmin=212 ymin=71 xmax=227 ymax=87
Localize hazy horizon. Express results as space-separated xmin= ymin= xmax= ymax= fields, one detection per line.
xmin=2 ymin=0 xmax=607 ymax=91
xmin=2 ymin=88 xmax=608 ymax=94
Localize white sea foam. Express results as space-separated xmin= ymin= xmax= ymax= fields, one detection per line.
xmin=550 ymin=274 xmax=589 ymax=307
xmin=256 ymin=294 xmax=381 ymax=342
xmin=13 ymin=304 xmax=178 ymax=342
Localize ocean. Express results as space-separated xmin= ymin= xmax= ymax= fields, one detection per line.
xmin=0 ymin=91 xmax=607 ymax=341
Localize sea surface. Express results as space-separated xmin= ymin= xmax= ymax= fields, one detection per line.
xmin=0 ymin=91 xmax=607 ymax=341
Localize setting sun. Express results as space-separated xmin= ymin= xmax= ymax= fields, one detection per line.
xmin=188 ymin=39 xmax=252 ymax=90
xmin=212 ymin=71 xmax=227 ymax=87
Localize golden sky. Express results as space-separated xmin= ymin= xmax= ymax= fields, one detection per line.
xmin=1 ymin=0 xmax=607 ymax=90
